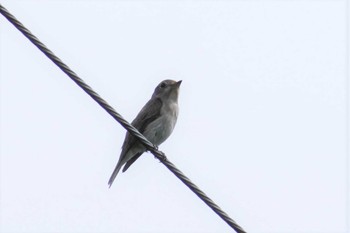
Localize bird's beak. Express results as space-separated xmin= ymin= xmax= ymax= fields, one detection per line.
xmin=176 ymin=80 xmax=182 ymax=87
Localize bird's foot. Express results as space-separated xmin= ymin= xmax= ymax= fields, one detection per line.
xmin=156 ymin=151 xmax=167 ymax=162
xmin=152 ymin=144 xmax=159 ymax=150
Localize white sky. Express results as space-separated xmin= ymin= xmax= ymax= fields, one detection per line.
xmin=0 ymin=1 xmax=349 ymax=233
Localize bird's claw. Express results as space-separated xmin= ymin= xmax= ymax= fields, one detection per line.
xmin=153 ymin=144 xmax=159 ymax=150
xmin=156 ymin=151 xmax=167 ymax=162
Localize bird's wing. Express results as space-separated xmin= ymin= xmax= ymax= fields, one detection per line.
xmin=108 ymin=97 xmax=162 ymax=187
xmin=120 ymin=97 xmax=162 ymax=164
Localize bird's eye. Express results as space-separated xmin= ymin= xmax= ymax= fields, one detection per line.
xmin=160 ymin=82 xmax=167 ymax=88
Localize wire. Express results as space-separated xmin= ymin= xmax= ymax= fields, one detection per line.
xmin=0 ymin=4 xmax=247 ymax=233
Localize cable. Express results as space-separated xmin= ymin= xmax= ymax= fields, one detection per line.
xmin=0 ymin=4 xmax=247 ymax=233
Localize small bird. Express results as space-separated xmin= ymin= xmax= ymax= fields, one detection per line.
xmin=108 ymin=79 xmax=182 ymax=187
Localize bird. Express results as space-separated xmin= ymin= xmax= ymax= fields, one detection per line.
xmin=108 ymin=79 xmax=182 ymax=187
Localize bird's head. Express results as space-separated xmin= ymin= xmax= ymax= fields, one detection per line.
xmin=152 ymin=79 xmax=182 ymax=102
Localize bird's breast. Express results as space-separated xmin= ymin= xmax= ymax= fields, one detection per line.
xmin=143 ymin=101 xmax=178 ymax=146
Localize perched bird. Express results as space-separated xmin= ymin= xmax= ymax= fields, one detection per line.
xmin=108 ymin=79 xmax=182 ymax=187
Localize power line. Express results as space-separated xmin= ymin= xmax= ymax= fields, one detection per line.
xmin=0 ymin=4 xmax=247 ymax=233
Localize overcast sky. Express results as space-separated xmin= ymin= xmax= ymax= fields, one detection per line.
xmin=1 ymin=1 xmax=349 ymax=233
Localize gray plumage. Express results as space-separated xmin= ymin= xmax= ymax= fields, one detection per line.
xmin=108 ymin=79 xmax=182 ymax=187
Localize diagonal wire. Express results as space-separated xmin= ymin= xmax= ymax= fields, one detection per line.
xmin=0 ymin=4 xmax=247 ymax=233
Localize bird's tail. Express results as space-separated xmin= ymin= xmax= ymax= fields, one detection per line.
xmin=108 ymin=161 xmax=123 ymax=188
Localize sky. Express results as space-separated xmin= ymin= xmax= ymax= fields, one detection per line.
xmin=0 ymin=1 xmax=349 ymax=233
